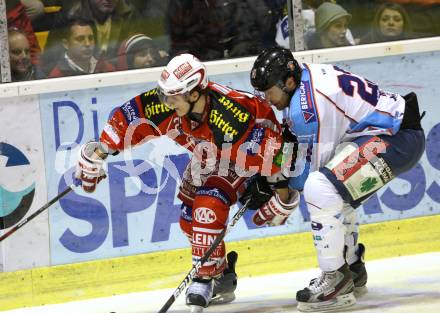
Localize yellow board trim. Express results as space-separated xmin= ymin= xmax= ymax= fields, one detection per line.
xmin=1 ymin=214 xmax=439 ymax=311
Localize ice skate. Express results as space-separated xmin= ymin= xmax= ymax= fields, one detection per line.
xmin=349 ymin=243 xmax=368 ymax=296
xmin=296 ymin=263 xmax=356 ymax=312
xmin=211 ymin=251 xmax=238 ymax=305
xmin=186 ymin=278 xmax=213 ymax=312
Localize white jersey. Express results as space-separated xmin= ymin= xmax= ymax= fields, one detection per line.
xmin=287 ymin=63 xmax=405 ymax=190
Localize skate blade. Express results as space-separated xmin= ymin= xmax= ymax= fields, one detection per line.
xmin=210 ymin=292 xmax=236 ymax=305
xmin=354 ymin=285 xmax=368 ymax=297
xmin=297 ymin=292 xmax=356 ymax=312
xmin=190 ymin=305 xmax=204 ymax=313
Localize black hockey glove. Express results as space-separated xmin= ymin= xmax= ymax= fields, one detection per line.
xmin=239 ymin=175 xmax=274 ymax=210
xmin=281 ymin=120 xmax=298 ymax=144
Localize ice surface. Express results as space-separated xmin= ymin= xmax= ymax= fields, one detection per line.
xmin=5 ymin=252 xmax=440 ymax=313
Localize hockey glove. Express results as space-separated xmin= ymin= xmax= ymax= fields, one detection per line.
xmin=75 ymin=141 xmax=107 ymax=193
xmin=239 ymin=175 xmax=273 ymax=210
xmin=253 ymin=189 xmax=300 ymax=226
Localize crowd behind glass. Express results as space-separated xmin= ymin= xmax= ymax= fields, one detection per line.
xmin=5 ymin=0 xmax=440 ymax=82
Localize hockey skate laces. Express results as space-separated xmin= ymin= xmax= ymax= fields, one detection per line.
xmin=309 ymin=272 xmax=334 ymax=292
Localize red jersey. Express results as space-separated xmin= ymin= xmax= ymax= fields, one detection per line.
xmin=100 ymin=82 xmax=286 ymax=176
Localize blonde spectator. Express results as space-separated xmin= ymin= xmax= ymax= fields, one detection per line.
xmin=7 ymin=0 xmax=41 ymax=65
xmin=8 ymin=28 xmax=35 ymax=82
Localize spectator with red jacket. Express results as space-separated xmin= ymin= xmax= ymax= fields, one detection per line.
xmin=7 ymin=0 xmax=41 ymax=65
xmin=36 ymin=0 xmax=143 ymax=75
xmin=47 ymin=18 xmax=115 ymax=78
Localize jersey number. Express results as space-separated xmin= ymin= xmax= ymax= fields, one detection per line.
xmin=334 ymin=66 xmax=379 ymax=106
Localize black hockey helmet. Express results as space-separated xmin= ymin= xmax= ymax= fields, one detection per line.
xmin=250 ymin=47 xmax=302 ymax=92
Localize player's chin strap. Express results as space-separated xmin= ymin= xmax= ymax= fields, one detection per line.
xmin=187 ymin=91 xmax=204 ymax=123
xmin=277 ymin=80 xmax=297 ymax=100
xmin=278 ymin=68 xmax=302 ymax=100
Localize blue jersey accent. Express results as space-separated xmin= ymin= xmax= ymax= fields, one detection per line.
xmin=348 ymin=111 xmax=401 ymax=135
xmin=280 ymin=16 xmax=289 ymax=40
xmin=120 ymin=98 xmax=141 ymax=124
xmin=287 ymin=66 xmax=319 ymax=190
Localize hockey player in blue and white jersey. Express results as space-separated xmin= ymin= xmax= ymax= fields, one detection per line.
xmin=249 ymin=47 xmax=425 ymax=312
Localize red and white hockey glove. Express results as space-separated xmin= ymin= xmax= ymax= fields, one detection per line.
xmin=252 ymin=189 xmax=300 ymax=226
xmin=75 ymin=141 xmax=107 ymax=193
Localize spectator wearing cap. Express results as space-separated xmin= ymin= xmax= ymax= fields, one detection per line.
xmin=360 ymin=2 xmax=414 ymax=44
xmin=305 ymin=2 xmax=354 ymax=49
xmin=116 ymin=34 xmax=168 ymax=70
xmin=47 ymin=18 xmax=115 ymax=78
xmin=8 ymin=28 xmax=36 ymax=82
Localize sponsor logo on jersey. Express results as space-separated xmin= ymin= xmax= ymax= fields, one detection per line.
xmin=196 ymin=187 xmax=230 ymax=205
xmin=140 ymin=90 xmax=175 ymax=126
xmin=0 ymin=143 xmax=35 ymax=229
xmin=121 ymin=99 xmax=141 ymax=124
xmin=103 ymin=123 xmax=120 ymax=145
xmin=372 ymin=157 xmax=394 ymax=183
xmin=180 ymin=203 xmax=192 ymax=222
xmin=144 ymin=102 xmax=173 ymax=119
xmin=273 ymin=141 xmax=290 ymax=168
xmin=242 ymin=127 xmax=265 ymax=155
xmin=173 ymin=62 xmax=192 ymax=79
xmin=299 ymin=81 xmax=317 ymax=124
xmin=210 ymin=110 xmax=240 ymax=139
xmin=209 ymin=92 xmax=251 ymax=147
xmin=218 ymin=96 xmax=250 ymax=123
xmin=192 ymin=231 xmax=217 ymax=246
xmin=194 ymin=207 xmax=217 ymax=224
xmin=330 ymin=137 xmax=389 ymax=181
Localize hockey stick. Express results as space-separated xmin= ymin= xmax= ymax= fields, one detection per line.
xmin=157 ymin=202 xmax=250 ymax=313
xmin=0 ymin=185 xmax=75 ymax=242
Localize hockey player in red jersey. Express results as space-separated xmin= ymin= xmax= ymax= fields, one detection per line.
xmin=75 ymin=54 xmax=300 ymax=312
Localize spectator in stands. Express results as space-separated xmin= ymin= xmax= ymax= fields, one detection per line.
xmin=116 ymin=34 xmax=168 ymax=70
xmin=36 ymin=0 xmax=143 ymax=73
xmin=166 ymin=0 xmax=204 ymax=58
xmin=7 ymin=0 xmax=41 ymax=65
xmin=336 ymin=0 xmax=381 ymax=39
xmin=8 ymin=28 xmax=36 ymax=82
xmin=47 ymin=18 xmax=115 ymax=78
xmin=20 ymin=0 xmax=44 ymax=21
xmin=305 ymin=2 xmax=354 ymax=49
xmin=167 ymin=0 xmax=272 ymax=60
xmin=388 ymin=0 xmax=440 ymax=37
xmin=276 ymin=1 xmax=356 ymax=49
xmin=360 ymin=2 xmax=413 ymax=44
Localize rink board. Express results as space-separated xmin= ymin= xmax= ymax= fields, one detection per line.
xmin=0 ymin=214 xmax=439 ymax=310
xmin=0 ymin=40 xmax=439 ymax=310
xmin=38 ymin=50 xmax=440 ymax=266
xmin=0 ymin=96 xmax=50 ymax=271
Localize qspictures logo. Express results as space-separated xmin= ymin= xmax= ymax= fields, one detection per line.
xmin=0 ymin=143 xmax=35 ymax=229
